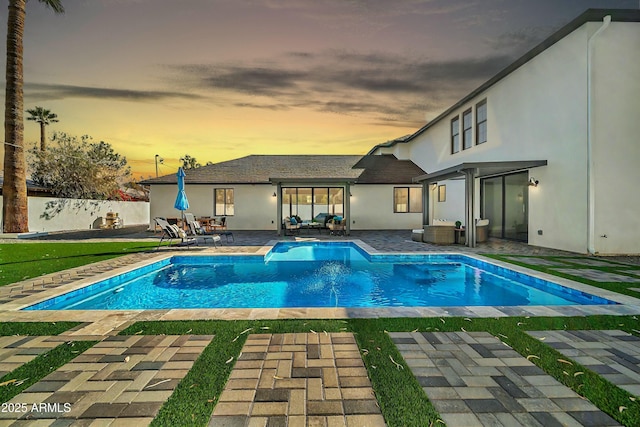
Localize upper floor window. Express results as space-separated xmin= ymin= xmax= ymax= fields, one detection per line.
xmin=451 ymin=117 xmax=460 ymax=154
xmin=476 ymin=100 xmax=487 ymax=144
xmin=214 ymin=188 xmax=234 ymax=216
xmin=462 ymin=109 xmax=473 ymax=150
xmin=394 ymin=187 xmax=422 ymax=213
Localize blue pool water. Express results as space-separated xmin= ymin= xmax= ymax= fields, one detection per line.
xmin=24 ymin=242 xmax=615 ymax=310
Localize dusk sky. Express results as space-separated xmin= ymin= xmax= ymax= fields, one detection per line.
xmin=2 ymin=0 xmax=637 ymax=179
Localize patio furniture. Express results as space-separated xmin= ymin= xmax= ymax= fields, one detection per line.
xmin=422 ymin=220 xmax=456 ymax=244
xmin=283 ymin=216 xmax=301 ymax=235
xmin=187 ymin=219 xmax=221 ymax=246
xmin=476 ymin=219 xmax=490 ymax=243
xmin=155 ymin=217 xmax=197 ymax=249
xmin=105 ymin=212 xmax=122 ymax=229
xmin=328 ymin=217 xmax=346 ymax=236
xmin=301 ymin=221 xmax=322 ymax=234
xmin=411 ymin=229 xmax=424 ymax=242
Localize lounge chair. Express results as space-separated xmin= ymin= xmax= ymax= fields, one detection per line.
xmin=217 ymin=216 xmax=234 ymax=242
xmin=155 ymin=217 xmax=197 ymax=249
xmin=184 ymin=212 xmax=196 ymax=225
xmin=186 ymin=219 xmax=222 ymax=246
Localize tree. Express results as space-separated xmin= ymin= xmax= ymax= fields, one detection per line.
xmin=28 ymin=132 xmax=131 ymax=199
xmin=26 ymin=106 xmax=59 ymax=151
xmin=3 ymin=0 xmax=64 ymax=233
xmin=181 ymin=154 xmax=201 ymax=170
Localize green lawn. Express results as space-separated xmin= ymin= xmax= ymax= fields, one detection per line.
xmin=0 ymin=242 xmax=160 ymax=287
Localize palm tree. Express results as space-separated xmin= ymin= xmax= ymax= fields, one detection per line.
xmin=27 ymin=106 xmax=59 ymax=151
xmin=3 ymin=0 xmax=64 ymax=233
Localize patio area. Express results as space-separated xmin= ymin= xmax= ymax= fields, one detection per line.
xmin=1 ymin=228 xmax=640 ymax=425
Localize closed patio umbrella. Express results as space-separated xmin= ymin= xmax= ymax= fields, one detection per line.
xmin=174 ymin=167 xmax=189 ymax=225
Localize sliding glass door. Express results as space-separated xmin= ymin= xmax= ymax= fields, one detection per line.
xmin=282 ymin=187 xmax=344 ymax=220
xmin=481 ymin=172 xmax=529 ymax=242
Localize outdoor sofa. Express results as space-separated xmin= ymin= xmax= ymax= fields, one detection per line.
xmin=422 ymin=220 xmax=456 ymax=244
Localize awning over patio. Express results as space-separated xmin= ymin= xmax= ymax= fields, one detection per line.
xmin=413 ymin=160 xmax=548 ymax=247
xmin=412 ymin=160 xmax=548 ymax=184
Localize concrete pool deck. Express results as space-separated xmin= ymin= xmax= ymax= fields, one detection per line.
xmin=2 ymin=229 xmax=640 ymax=425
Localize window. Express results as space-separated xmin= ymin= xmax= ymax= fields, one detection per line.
xmin=438 ymin=185 xmax=446 ymax=202
xmin=282 ymin=187 xmax=344 ymax=219
xmin=451 ymin=116 xmax=460 ymax=153
xmin=394 ymin=187 xmax=422 ymax=213
xmin=476 ymin=100 xmax=487 ymax=144
xmin=462 ymin=109 xmax=472 ymax=150
xmin=214 ymin=188 xmax=234 ymax=216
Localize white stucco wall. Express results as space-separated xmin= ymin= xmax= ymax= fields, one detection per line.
xmin=350 ymin=185 xmax=423 ymax=230
xmin=429 ymin=179 xmax=466 ymax=225
xmin=399 ymin=24 xmax=600 ymax=253
xmin=149 ymin=184 xmax=278 ymax=230
xmin=150 ymin=183 xmax=422 ymax=231
xmin=590 ymin=22 xmax=640 ymax=254
xmin=0 ymin=197 xmax=149 ymax=232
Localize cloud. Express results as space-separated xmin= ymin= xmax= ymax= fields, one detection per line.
xmin=203 ymin=67 xmax=309 ymax=96
xmin=487 ymin=26 xmax=556 ymax=53
xmin=168 ymin=49 xmax=513 ymax=127
xmin=24 ymin=83 xmax=202 ymax=102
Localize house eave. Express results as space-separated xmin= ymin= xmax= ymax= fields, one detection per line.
xmin=413 ymin=160 xmax=548 ymax=183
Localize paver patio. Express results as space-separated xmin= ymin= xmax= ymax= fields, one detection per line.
xmin=390 ymin=331 xmax=620 ymax=426
xmin=528 ymin=330 xmax=640 ymax=396
xmin=1 ymin=229 xmax=640 ymax=425
xmin=0 ymin=335 xmax=212 ymax=425
xmin=0 ymin=336 xmax=62 ymax=378
xmin=209 ymin=332 xmax=385 ymax=427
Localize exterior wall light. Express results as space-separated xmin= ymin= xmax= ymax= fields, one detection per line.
xmin=528 ymin=177 xmax=539 ymax=187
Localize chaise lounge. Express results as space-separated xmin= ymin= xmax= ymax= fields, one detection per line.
xmin=154 ymin=217 xmax=198 ymax=249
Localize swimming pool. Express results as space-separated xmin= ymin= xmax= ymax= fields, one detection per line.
xmin=24 ymin=242 xmax=615 ymax=310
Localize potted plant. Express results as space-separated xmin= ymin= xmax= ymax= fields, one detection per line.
xmin=455 ymin=220 xmax=462 ymax=229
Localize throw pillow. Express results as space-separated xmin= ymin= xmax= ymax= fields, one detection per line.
xmin=290 ymin=217 xmax=297 ymax=225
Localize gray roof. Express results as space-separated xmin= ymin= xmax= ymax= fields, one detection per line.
xmin=0 ymin=174 xmax=52 ymax=195
xmin=141 ymin=154 xmax=425 ymax=185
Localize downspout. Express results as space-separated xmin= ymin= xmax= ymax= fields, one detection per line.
xmin=587 ymin=15 xmax=611 ymax=254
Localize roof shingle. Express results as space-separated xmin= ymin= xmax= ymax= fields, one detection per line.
xmin=140 ymin=154 xmax=425 ymax=185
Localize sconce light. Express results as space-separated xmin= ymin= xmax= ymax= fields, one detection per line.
xmin=430 ymin=183 xmax=438 ymax=190
xmin=349 ymin=192 xmax=353 ymax=197
xmin=272 ymin=192 xmax=277 ymax=197
xmin=528 ymin=177 xmax=539 ymax=187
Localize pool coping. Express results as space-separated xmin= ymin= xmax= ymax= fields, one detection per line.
xmin=2 ymin=239 xmax=640 ymax=329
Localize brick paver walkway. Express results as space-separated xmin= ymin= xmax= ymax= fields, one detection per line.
xmin=554 ymin=269 xmax=640 ymax=283
xmin=0 ymin=252 xmax=159 ymax=305
xmin=0 ymin=334 xmax=212 ymax=425
xmin=209 ymin=333 xmax=385 ymax=427
xmin=0 ymin=336 xmax=62 ymax=377
xmin=528 ymin=330 xmax=640 ymax=396
xmin=390 ymin=331 xmax=620 ymax=426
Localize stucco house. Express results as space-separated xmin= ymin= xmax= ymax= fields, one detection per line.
xmin=371 ymin=9 xmax=639 ymax=255
xmin=143 ymin=9 xmax=639 ymax=255
xmin=142 ymin=154 xmax=426 ymax=235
